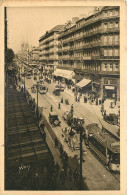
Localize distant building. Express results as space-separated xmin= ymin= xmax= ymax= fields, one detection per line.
xmin=57 ymin=6 xmax=120 ymax=100
xmin=39 ymin=25 xmax=65 ymax=73
xmin=29 ymin=47 xmax=40 ymax=68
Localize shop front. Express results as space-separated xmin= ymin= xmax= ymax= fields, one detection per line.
xmin=75 ymin=78 xmax=92 ymax=94
xmin=53 ymin=68 xmax=75 ymax=85
xmin=103 ymin=85 xmax=117 ymax=100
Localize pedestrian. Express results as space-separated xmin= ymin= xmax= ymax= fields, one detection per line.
xmin=42 ymin=131 xmax=46 ymax=141
xmin=73 ymin=169 xmax=78 ymax=185
xmin=60 ymin=145 xmax=63 ymax=158
xmin=78 ymin=97 xmax=80 ymax=102
xmin=58 ymin=102 xmax=61 ymax=109
xmin=68 ymin=167 xmax=72 ymax=181
xmin=75 ymin=96 xmax=77 ymax=102
xmin=50 ymin=105 xmax=53 ymax=112
xmin=55 ymin=137 xmax=58 ymax=147
xmin=61 ymin=97 xmax=63 ymax=103
xmin=103 ymin=110 xmax=106 ymax=119
xmin=47 ymin=87 xmax=48 ymax=92
xmin=101 ymin=103 xmax=104 ymax=112
xmin=71 ymin=104 xmax=73 ymax=112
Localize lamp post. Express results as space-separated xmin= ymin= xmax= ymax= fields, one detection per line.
xmin=36 ymin=81 xmax=39 ymax=125
xmin=78 ymin=119 xmax=85 ymax=190
xmin=24 ymin=69 xmax=26 ymax=95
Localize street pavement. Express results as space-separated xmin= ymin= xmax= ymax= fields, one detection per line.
xmin=18 ymin=74 xmax=120 ymax=190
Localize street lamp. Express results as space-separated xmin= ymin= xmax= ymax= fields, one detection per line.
xmin=24 ymin=69 xmax=26 ymax=95
xmin=36 ymin=81 xmax=39 ymax=125
xmin=77 ymin=118 xmax=85 ymax=190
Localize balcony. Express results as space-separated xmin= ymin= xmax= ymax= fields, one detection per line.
xmin=69 ymin=56 xmax=74 ymax=60
xmin=74 ymin=68 xmax=120 ymax=76
xmin=58 ymin=13 xmax=120 ymax=40
xmin=91 ymin=55 xmax=100 ymax=60
xmin=62 ymin=47 xmax=70 ymax=52
xmin=82 ymin=56 xmax=92 ymax=60
xmin=62 ymin=56 xmax=70 ymax=60
xmin=57 ymin=66 xmax=74 ymax=71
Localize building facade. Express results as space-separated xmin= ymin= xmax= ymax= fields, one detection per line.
xmin=29 ymin=47 xmax=40 ymax=68
xmin=58 ymin=6 xmax=120 ymax=100
xmin=39 ymin=25 xmax=65 ymax=73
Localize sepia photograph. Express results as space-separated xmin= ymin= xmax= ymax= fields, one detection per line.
xmin=0 ymin=0 xmax=127 ymax=193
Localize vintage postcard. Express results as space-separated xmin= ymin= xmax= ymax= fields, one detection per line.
xmin=0 ymin=0 xmax=127 ymax=194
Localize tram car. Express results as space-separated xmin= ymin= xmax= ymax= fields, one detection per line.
xmin=85 ymin=123 xmax=120 ymax=172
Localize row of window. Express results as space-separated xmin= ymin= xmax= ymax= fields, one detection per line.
xmin=103 ymin=48 xmax=119 ymax=56
xmin=104 ymin=78 xmax=117 ymax=84
xmin=104 ymin=63 xmax=119 ymax=69
xmin=63 ymin=21 xmax=119 ymax=42
xmin=58 ymin=63 xmax=119 ymax=70
xmin=75 ymin=8 xmax=119 ymax=28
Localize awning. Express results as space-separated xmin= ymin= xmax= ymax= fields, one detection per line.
xmin=54 ymin=69 xmax=75 ymax=79
xmin=76 ymin=78 xmax=91 ymax=88
xmin=105 ymin=86 xmax=115 ymax=90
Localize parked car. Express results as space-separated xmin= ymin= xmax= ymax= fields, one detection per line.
xmin=104 ymin=113 xmax=118 ymax=125
xmin=26 ymin=74 xmax=31 ymax=79
xmin=55 ymin=84 xmax=65 ymax=92
xmin=39 ymin=79 xmax=44 ymax=84
xmin=49 ymin=112 xmax=61 ymax=127
xmin=34 ymin=76 xmax=37 ymax=80
xmin=31 ymin=85 xmax=36 ymax=93
xmin=53 ymin=88 xmax=60 ymax=96
xmin=38 ymin=85 xmax=47 ymax=94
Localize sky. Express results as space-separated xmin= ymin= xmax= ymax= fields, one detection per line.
xmin=7 ymin=6 xmax=95 ymax=53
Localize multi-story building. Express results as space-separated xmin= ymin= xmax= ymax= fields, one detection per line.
xmin=29 ymin=47 xmax=40 ymax=68
xmin=58 ymin=6 xmax=120 ymax=100
xmin=39 ymin=25 xmax=65 ymax=73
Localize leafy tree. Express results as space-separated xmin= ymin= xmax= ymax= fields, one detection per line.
xmin=6 ymin=48 xmax=15 ymax=63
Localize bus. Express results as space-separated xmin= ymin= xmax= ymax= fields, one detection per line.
xmin=38 ymin=85 xmax=47 ymax=94
xmin=85 ymin=123 xmax=120 ymax=172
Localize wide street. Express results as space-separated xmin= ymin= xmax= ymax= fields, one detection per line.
xmin=20 ymin=73 xmax=120 ymax=190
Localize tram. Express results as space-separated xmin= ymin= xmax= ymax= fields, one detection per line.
xmin=85 ymin=123 xmax=120 ymax=172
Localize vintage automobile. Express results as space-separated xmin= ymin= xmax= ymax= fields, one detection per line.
xmin=45 ymin=78 xmax=51 ymax=84
xmin=39 ymin=79 xmax=45 ymax=84
xmin=21 ymin=73 xmax=25 ymax=77
xmin=26 ymin=74 xmax=31 ymax=79
xmin=34 ymin=76 xmax=37 ymax=80
xmin=31 ymin=85 xmax=36 ymax=93
xmin=55 ymin=84 xmax=65 ymax=92
xmin=49 ymin=112 xmax=61 ymax=127
xmin=38 ymin=85 xmax=47 ymax=94
xmin=62 ymin=111 xmax=70 ymax=121
xmin=104 ymin=113 xmax=118 ymax=125
xmin=53 ymin=88 xmax=60 ymax=96
xmin=39 ymin=76 xmax=43 ymax=80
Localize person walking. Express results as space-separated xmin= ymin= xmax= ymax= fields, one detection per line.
xmin=50 ymin=105 xmax=53 ymax=112
xmin=60 ymin=145 xmax=63 ymax=159
xmin=61 ymin=97 xmax=63 ymax=103
xmin=55 ymin=137 xmax=58 ymax=147
xmin=68 ymin=167 xmax=72 ymax=181
xmin=103 ymin=110 xmax=106 ymax=120
xmin=58 ymin=102 xmax=61 ymax=109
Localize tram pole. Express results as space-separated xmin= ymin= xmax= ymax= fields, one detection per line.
xmin=37 ymin=82 xmax=39 ymax=125
xmin=78 ymin=119 xmax=84 ymax=190
xmin=79 ymin=123 xmax=83 ymax=190
xmin=24 ymin=70 xmax=25 ymax=95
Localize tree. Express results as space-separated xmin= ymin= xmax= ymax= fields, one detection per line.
xmin=7 ymin=48 xmax=15 ymax=63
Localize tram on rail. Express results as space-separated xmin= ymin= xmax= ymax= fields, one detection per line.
xmin=85 ymin=123 xmax=120 ymax=172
